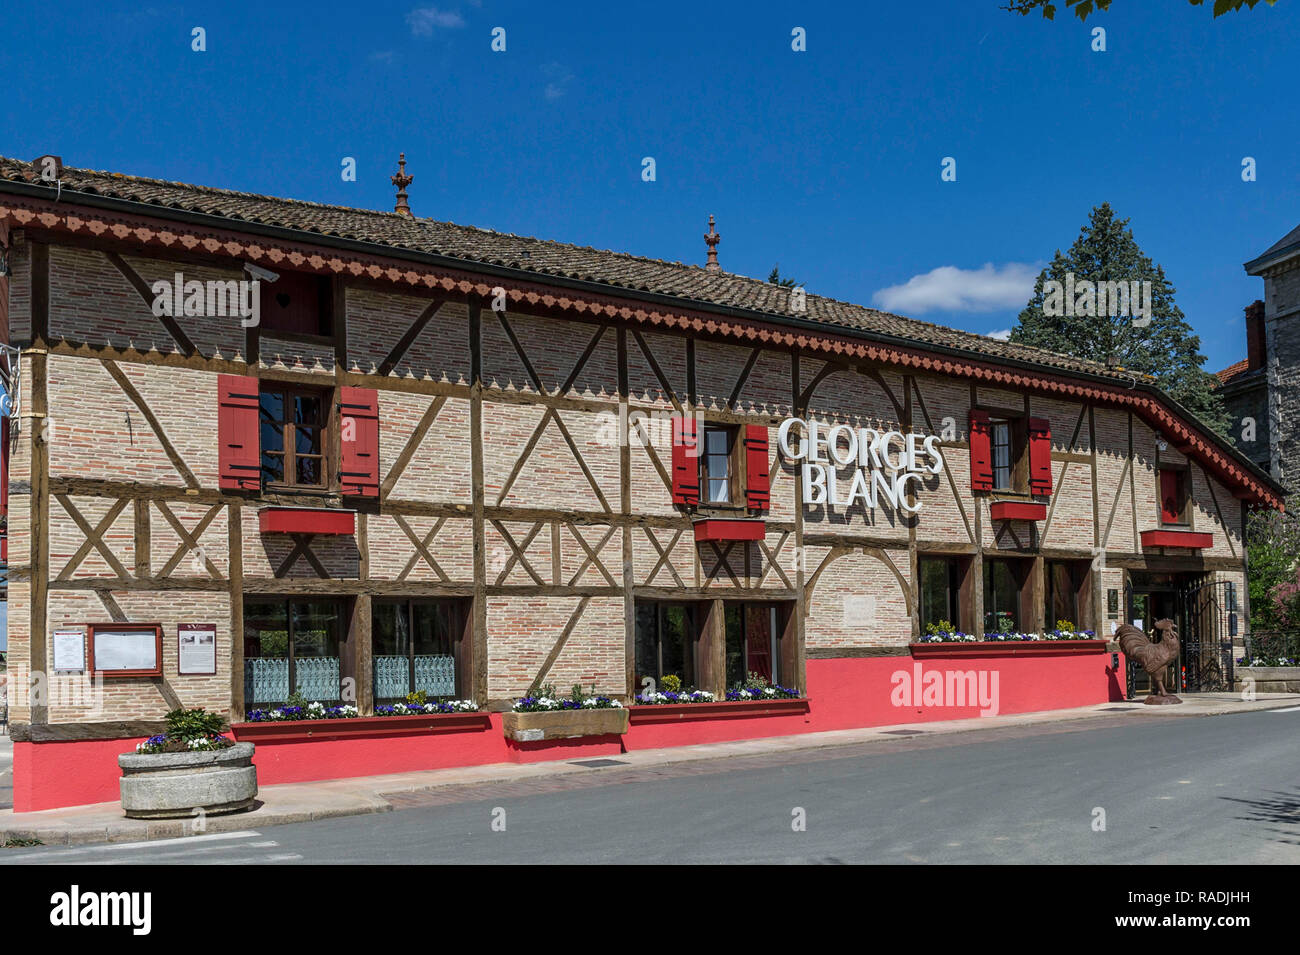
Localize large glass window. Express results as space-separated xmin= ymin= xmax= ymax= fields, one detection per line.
xmin=243 ymin=598 xmax=343 ymax=705
xmin=983 ymin=560 xmax=1021 ymax=634
xmin=373 ymin=599 xmax=464 ymax=701
xmin=260 ymin=385 xmax=328 ymax=488
xmin=725 ymin=602 xmax=779 ymax=687
xmin=634 ymin=602 xmax=698 ymax=690
xmin=919 ymin=557 xmax=961 ymax=632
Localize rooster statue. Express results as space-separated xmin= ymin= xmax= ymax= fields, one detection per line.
xmin=1116 ymin=618 xmax=1182 ymax=705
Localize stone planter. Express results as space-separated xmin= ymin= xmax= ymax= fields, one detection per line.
xmin=118 ymin=742 xmax=258 ymax=819
xmin=1235 ymin=666 xmax=1300 ymax=694
xmin=502 ymin=708 xmax=629 ymax=742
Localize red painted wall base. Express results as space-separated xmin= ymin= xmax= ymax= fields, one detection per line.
xmin=11 ymin=649 xmax=1127 ymax=812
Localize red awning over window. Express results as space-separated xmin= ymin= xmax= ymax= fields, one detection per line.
xmin=259 ymin=507 xmax=356 ymax=536
xmin=1140 ymin=529 xmax=1212 ymax=550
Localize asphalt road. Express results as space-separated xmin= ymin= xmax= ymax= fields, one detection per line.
xmin=4 ymin=707 xmax=1299 ymax=864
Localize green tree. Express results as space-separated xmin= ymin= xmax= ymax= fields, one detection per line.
xmin=768 ymin=265 xmax=798 ymax=288
xmin=1003 ymin=0 xmax=1277 ymax=21
xmin=1011 ymin=203 xmax=1230 ymax=437
xmin=1245 ymin=510 xmax=1300 ymax=632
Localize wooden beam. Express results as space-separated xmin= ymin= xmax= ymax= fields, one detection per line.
xmin=104 ymin=251 xmax=197 ymax=356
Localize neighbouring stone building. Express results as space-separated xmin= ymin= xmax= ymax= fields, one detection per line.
xmin=0 ymin=156 xmax=1283 ymax=812
xmin=1243 ymin=225 xmax=1300 ymax=490
xmin=1213 ymin=300 xmax=1270 ymax=476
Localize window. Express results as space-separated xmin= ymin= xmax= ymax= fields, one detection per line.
xmin=634 ymin=602 xmax=699 ymax=690
xmin=990 ymin=419 xmax=1012 ymax=489
xmin=1047 ymin=561 xmax=1085 ymax=629
xmin=725 ymin=602 xmax=781 ymax=687
xmin=243 ymin=598 xmax=343 ymax=705
xmin=260 ymin=271 xmax=332 ymax=336
xmin=700 ymin=425 xmax=737 ymax=505
xmin=260 ymin=385 xmax=329 ymax=488
xmin=373 ymin=599 xmax=466 ymax=701
xmin=919 ymin=557 xmax=962 ymax=632
xmin=983 ymin=560 xmax=1021 ymax=634
xmin=1158 ymin=467 xmax=1190 ymax=525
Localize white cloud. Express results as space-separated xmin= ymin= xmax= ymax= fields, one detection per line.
xmin=407 ymin=7 xmax=465 ymax=35
xmin=542 ymin=62 xmax=573 ymax=101
xmin=987 ymin=328 xmax=1012 ymax=341
xmin=873 ymin=262 xmax=1040 ymax=315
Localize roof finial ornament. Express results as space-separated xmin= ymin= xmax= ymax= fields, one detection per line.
xmin=391 ymin=153 xmax=414 ymax=218
xmin=704 ymin=214 xmax=721 ymax=272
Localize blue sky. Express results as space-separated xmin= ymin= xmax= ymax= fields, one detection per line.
xmin=2 ymin=0 xmax=1296 ymax=370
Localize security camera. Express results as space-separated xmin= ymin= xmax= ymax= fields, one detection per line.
xmin=243 ymin=263 xmax=280 ymax=283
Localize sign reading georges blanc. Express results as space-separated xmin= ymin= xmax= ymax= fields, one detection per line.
xmin=777 ymin=417 xmax=944 ymax=514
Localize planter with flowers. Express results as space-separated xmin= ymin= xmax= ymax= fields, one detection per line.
xmin=629 ymin=674 xmax=808 ymax=725
xmin=232 ymin=691 xmax=488 ymax=743
xmin=118 ymin=707 xmax=257 ymax=819
xmin=912 ymin=620 xmax=1104 ymax=657
xmin=502 ymin=684 xmax=628 ymax=742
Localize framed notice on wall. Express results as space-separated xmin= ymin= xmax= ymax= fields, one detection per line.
xmin=88 ymin=623 xmax=163 ymax=678
xmin=52 ymin=628 xmax=87 ymax=673
xmin=178 ymin=624 xmax=218 ymax=676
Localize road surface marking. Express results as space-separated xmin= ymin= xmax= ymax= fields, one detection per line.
xmin=0 ymin=829 xmax=263 ymax=862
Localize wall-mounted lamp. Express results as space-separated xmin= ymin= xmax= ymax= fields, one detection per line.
xmin=1155 ymin=433 xmax=1169 ymax=452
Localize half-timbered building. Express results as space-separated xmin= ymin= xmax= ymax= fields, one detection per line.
xmin=0 ymin=156 xmax=1283 ymax=811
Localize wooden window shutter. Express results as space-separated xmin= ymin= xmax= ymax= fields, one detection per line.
xmin=671 ymin=415 xmax=699 ymax=507
xmin=744 ymin=424 xmax=771 ymax=510
xmin=217 ymin=374 xmax=262 ymax=491
xmin=1159 ymin=470 xmax=1183 ymax=524
xmin=968 ymin=410 xmax=993 ymax=492
xmin=1027 ymin=417 xmax=1052 ymax=496
xmin=340 ymin=386 xmax=380 ymax=497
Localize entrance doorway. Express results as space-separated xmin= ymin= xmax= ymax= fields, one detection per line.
xmin=1125 ymin=572 xmax=1235 ymax=694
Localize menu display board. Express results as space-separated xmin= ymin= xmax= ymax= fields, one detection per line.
xmin=52 ymin=628 xmax=87 ymax=672
xmin=88 ymin=624 xmax=163 ymax=678
xmin=178 ymin=623 xmax=217 ymax=675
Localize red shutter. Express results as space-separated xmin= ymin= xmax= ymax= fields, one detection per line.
xmin=1028 ymin=416 xmax=1052 ymax=496
xmin=744 ymin=424 xmax=770 ymax=510
xmin=671 ymin=415 xmax=699 ymax=507
xmin=968 ymin=410 xmax=993 ymax=492
xmin=217 ymin=374 xmax=261 ymax=491
xmin=340 ymin=386 xmax=380 ymax=497
xmin=1160 ymin=470 xmax=1182 ymax=524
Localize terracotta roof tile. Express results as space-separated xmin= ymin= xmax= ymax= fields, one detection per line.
xmin=0 ymin=156 xmax=1136 ymax=382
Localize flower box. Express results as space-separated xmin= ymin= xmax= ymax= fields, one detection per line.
xmin=628 ymin=698 xmax=810 ymax=725
xmin=232 ymin=712 xmax=492 ymax=743
xmin=502 ymin=707 xmax=630 ymax=742
xmin=910 ymin=639 xmax=1108 ymax=658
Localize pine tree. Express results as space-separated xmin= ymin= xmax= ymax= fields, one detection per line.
xmin=1011 ymin=203 xmax=1231 ymax=438
xmin=768 ymin=265 xmax=798 ymax=288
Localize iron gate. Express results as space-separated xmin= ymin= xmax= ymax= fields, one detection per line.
xmin=1179 ymin=575 xmax=1238 ymax=692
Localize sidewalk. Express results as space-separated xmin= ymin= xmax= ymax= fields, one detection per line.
xmin=3 ymin=691 xmax=1297 ymax=848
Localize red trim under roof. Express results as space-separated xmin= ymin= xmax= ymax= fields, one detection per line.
xmin=0 ymin=195 xmax=1282 ymax=512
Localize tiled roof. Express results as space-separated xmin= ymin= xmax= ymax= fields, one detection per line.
xmin=1214 ymin=359 xmax=1250 ymax=386
xmin=0 ymin=156 xmax=1131 ymax=383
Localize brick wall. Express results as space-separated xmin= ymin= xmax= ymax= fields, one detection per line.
xmin=0 ymin=235 xmax=1257 ymax=726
